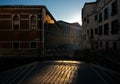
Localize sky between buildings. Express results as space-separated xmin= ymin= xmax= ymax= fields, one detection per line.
xmin=0 ymin=0 xmax=96 ymax=25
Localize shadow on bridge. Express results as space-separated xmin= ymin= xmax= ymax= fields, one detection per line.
xmin=0 ymin=49 xmax=120 ymax=73
xmin=0 ymin=60 xmax=113 ymax=84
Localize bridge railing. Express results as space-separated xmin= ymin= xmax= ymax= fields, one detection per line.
xmin=87 ymin=49 xmax=120 ymax=72
xmin=0 ymin=49 xmax=42 ymax=58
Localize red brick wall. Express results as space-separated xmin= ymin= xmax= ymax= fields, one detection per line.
xmin=20 ymin=42 xmax=29 ymax=48
xmin=0 ymin=42 xmax=12 ymax=48
xmin=20 ymin=20 xmax=29 ymax=30
xmin=0 ymin=14 xmax=11 ymax=19
xmin=0 ymin=20 xmax=12 ymax=30
xmin=0 ymin=7 xmax=43 ymax=49
xmin=0 ymin=31 xmax=12 ymax=41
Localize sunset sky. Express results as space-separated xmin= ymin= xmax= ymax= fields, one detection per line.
xmin=0 ymin=0 xmax=96 ymax=25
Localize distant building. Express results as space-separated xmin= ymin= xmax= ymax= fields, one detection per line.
xmin=0 ymin=5 xmax=61 ymax=57
xmin=57 ymin=21 xmax=83 ymax=49
xmin=82 ymin=0 xmax=120 ymax=57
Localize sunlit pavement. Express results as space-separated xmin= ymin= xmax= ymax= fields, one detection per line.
xmin=0 ymin=60 xmax=120 ymax=84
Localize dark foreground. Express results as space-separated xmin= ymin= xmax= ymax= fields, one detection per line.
xmin=0 ymin=60 xmax=120 ymax=84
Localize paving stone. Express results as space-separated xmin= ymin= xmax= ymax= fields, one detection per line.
xmin=0 ymin=60 xmax=119 ymax=84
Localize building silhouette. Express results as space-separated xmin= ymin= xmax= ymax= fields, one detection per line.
xmin=57 ymin=21 xmax=82 ymax=47
xmin=0 ymin=5 xmax=61 ymax=57
xmin=82 ymin=0 xmax=120 ymax=58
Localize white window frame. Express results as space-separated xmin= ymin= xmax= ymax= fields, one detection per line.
xmin=29 ymin=14 xmax=38 ymax=31
xmin=12 ymin=14 xmax=20 ymax=31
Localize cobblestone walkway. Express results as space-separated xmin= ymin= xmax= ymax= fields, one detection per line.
xmin=0 ymin=60 xmax=120 ymax=84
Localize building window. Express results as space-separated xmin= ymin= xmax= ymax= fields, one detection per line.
xmin=91 ymin=43 xmax=94 ymax=49
xmin=95 ymin=42 xmax=99 ymax=49
xmin=90 ymin=29 xmax=94 ymax=39
xmin=99 ymin=12 xmax=102 ymax=23
xmin=95 ymin=28 xmax=98 ymax=34
xmin=30 ymin=15 xmax=37 ymax=30
xmin=31 ymin=26 xmax=37 ymax=30
xmin=106 ymin=41 xmax=109 ymax=52
xmin=84 ymin=17 xmax=86 ymax=22
xmin=31 ymin=16 xmax=37 ymax=22
xmin=111 ymin=0 xmax=118 ymax=16
xmin=13 ymin=15 xmax=19 ymax=20
xmin=104 ymin=7 xmax=109 ymax=20
xmin=13 ymin=42 xmax=19 ymax=48
xmin=31 ymin=42 xmax=37 ymax=48
xmin=111 ymin=20 xmax=118 ymax=34
xmin=87 ymin=30 xmax=89 ymax=35
xmin=113 ymin=42 xmax=117 ymax=50
xmin=38 ymin=20 xmax=43 ymax=29
xmin=104 ymin=23 xmax=109 ymax=35
xmin=98 ymin=26 xmax=103 ymax=35
xmin=13 ymin=24 xmax=19 ymax=30
xmin=94 ymin=15 xmax=97 ymax=21
xmin=100 ymin=41 xmax=102 ymax=47
xmin=87 ymin=18 xmax=89 ymax=24
xmin=13 ymin=15 xmax=20 ymax=30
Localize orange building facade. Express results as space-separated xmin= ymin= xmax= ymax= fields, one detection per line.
xmin=0 ymin=5 xmax=59 ymax=57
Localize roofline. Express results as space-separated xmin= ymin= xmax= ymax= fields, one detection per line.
xmin=57 ymin=20 xmax=81 ymax=27
xmin=0 ymin=5 xmax=46 ymax=8
xmin=85 ymin=2 xmax=96 ymax=5
xmin=0 ymin=5 xmax=57 ymax=23
xmin=82 ymin=1 xmax=96 ymax=9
